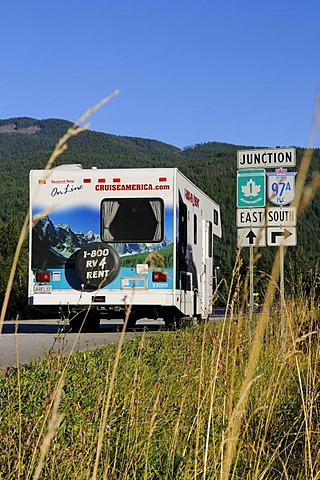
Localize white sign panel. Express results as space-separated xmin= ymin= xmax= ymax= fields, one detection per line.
xmin=267 ymin=171 xmax=296 ymax=205
xmin=237 ymin=228 xmax=266 ymax=247
xmin=237 ymin=208 xmax=265 ymax=227
xmin=237 ymin=148 xmax=296 ymax=169
xmin=266 ymin=207 xmax=297 ymax=227
xmin=267 ymin=227 xmax=297 ymax=246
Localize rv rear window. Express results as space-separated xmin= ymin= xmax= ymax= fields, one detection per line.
xmin=101 ymin=198 xmax=164 ymax=243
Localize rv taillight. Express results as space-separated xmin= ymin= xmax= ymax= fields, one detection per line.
xmin=36 ymin=272 xmax=50 ymax=282
xmin=152 ymin=271 xmax=167 ymax=282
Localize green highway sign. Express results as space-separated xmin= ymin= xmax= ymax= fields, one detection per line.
xmin=237 ymin=169 xmax=266 ymax=208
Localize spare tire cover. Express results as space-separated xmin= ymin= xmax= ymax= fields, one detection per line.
xmin=75 ymin=242 xmax=120 ymax=288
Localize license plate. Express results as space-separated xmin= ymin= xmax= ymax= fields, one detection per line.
xmin=34 ymin=284 xmax=52 ymax=294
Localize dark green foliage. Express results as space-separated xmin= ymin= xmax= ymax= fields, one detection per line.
xmin=0 ymin=219 xmax=29 ymax=319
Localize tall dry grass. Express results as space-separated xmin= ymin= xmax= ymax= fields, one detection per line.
xmin=0 ymin=294 xmax=319 ymax=478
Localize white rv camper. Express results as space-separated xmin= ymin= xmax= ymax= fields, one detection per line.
xmin=28 ymin=167 xmax=222 ymax=330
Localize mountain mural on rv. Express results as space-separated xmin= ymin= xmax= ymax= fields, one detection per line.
xmin=32 ymin=215 xmax=173 ymax=270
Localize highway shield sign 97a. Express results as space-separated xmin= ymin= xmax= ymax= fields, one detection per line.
xmin=267 ymin=171 xmax=296 ymax=206
xmin=237 ymin=169 xmax=266 ymax=208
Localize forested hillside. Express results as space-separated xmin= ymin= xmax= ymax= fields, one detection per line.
xmin=1 ymin=116 xmax=320 ymax=316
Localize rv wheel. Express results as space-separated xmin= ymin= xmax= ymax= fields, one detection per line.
xmin=197 ymin=315 xmax=209 ymax=325
xmin=164 ymin=317 xmax=178 ymax=331
xmin=69 ymin=309 xmax=100 ymax=333
xmin=164 ymin=316 xmax=193 ymax=330
xmin=122 ymin=315 xmax=137 ymax=331
xmin=178 ymin=316 xmax=194 ymax=328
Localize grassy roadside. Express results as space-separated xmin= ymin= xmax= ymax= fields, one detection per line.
xmin=0 ymin=299 xmax=319 ymax=479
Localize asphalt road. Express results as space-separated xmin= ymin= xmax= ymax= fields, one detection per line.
xmin=0 ymin=318 xmax=165 ymax=372
xmin=0 ymin=309 xmax=227 ymax=372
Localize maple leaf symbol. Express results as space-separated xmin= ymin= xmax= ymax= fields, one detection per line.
xmin=241 ymin=179 xmax=261 ymax=197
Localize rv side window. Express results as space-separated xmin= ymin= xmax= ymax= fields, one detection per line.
xmin=213 ymin=209 xmax=219 ymax=226
xmin=101 ymin=198 xmax=164 ymax=243
xmin=208 ymin=221 xmax=213 ymax=258
xmin=179 ymin=202 xmax=188 ymax=249
xmin=194 ymin=214 xmax=197 ymax=245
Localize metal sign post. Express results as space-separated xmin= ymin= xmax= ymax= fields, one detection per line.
xmin=280 ymin=244 xmax=285 ymax=349
xmin=249 ymin=245 xmax=254 ymax=340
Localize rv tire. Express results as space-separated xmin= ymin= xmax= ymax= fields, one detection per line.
xmin=69 ymin=309 xmax=100 ymax=333
xmin=197 ymin=315 xmax=209 ymax=325
xmin=122 ymin=317 xmax=137 ymax=331
xmin=178 ymin=316 xmax=194 ymax=328
xmin=164 ymin=317 xmax=179 ymax=331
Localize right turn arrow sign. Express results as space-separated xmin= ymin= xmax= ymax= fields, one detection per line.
xmin=267 ymin=227 xmax=296 ymax=246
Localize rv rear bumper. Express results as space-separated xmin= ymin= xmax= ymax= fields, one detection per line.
xmin=28 ymin=291 xmax=176 ymax=308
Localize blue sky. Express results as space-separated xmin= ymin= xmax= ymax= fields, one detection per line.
xmin=1 ymin=0 xmax=319 ymax=149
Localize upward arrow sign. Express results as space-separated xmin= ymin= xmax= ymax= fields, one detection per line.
xmin=246 ymin=230 xmax=257 ymax=245
xmin=237 ymin=227 xmax=266 ymax=247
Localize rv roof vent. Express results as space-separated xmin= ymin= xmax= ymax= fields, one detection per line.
xmin=54 ymin=164 xmax=83 ymax=170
